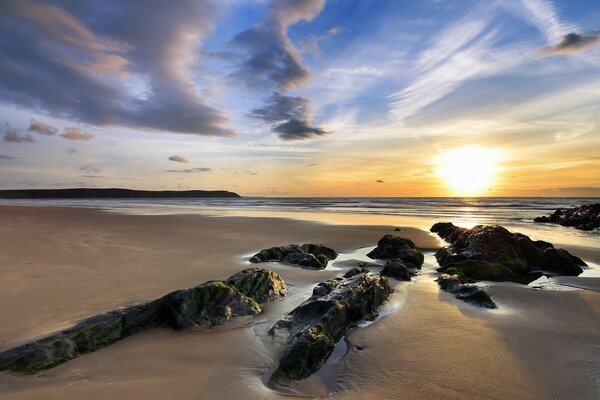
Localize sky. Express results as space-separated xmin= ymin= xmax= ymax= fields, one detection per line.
xmin=0 ymin=0 xmax=599 ymax=197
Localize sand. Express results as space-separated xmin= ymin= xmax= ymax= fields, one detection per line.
xmin=0 ymin=205 xmax=598 ymax=399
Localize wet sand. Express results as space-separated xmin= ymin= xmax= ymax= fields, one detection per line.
xmin=0 ymin=205 xmax=598 ymax=399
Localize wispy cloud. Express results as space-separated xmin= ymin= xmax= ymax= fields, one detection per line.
xmin=166 ymin=167 xmax=212 ymax=173
xmin=514 ymin=0 xmax=577 ymax=43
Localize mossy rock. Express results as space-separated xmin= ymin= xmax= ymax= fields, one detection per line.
xmin=270 ymin=327 xmax=335 ymax=383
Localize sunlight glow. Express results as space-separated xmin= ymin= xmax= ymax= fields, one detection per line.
xmin=436 ymin=146 xmax=503 ymax=195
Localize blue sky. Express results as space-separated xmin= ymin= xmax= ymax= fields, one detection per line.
xmin=0 ymin=0 xmax=599 ymax=196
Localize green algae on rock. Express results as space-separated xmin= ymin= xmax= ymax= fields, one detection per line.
xmin=268 ymin=272 xmax=391 ymax=385
xmin=0 ymin=268 xmax=285 ymax=374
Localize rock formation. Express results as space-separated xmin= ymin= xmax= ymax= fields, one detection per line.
xmin=534 ymin=203 xmax=600 ymax=231
xmin=268 ymin=272 xmax=391 ymax=384
xmin=0 ymin=268 xmax=285 ymax=374
xmin=366 ymin=235 xmax=424 ymax=269
xmin=249 ymin=244 xmax=338 ymax=269
xmin=431 ymin=222 xmax=586 ymax=307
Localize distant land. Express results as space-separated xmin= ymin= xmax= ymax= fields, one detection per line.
xmin=0 ymin=188 xmax=241 ymax=199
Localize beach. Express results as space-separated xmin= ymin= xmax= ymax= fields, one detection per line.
xmin=0 ymin=204 xmax=599 ymax=399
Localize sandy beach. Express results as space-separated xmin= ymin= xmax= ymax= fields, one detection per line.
xmin=0 ymin=205 xmax=598 ymax=400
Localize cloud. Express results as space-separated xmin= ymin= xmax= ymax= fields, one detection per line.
xmin=229 ymin=0 xmax=324 ymax=90
xmin=81 ymin=175 xmax=105 ymax=179
xmin=299 ymin=26 xmax=344 ymax=57
xmin=0 ymin=0 xmax=235 ymax=137
xmin=166 ymin=167 xmax=212 ymax=173
xmin=541 ymin=32 xmax=600 ymax=55
xmin=60 ymin=127 xmax=95 ymax=141
xmin=79 ymin=165 xmax=100 ymax=173
xmin=168 ymin=155 xmax=189 ymax=163
xmin=229 ymin=0 xmax=328 ymax=139
xmin=4 ymin=130 xmax=34 ymax=143
xmin=251 ymin=93 xmax=330 ymax=140
xmin=376 ymin=180 xmax=384 ymax=183
xmin=65 ymin=148 xmax=76 ymax=154
xmin=28 ymin=119 xmax=57 ymax=135
xmin=0 ymin=154 xmax=19 ymax=160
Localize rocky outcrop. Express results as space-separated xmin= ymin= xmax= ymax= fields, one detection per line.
xmin=534 ymin=203 xmax=600 ymax=231
xmin=249 ymin=244 xmax=338 ymax=269
xmin=0 ymin=268 xmax=285 ymax=374
xmin=437 ymin=274 xmax=496 ymax=309
xmin=227 ymin=268 xmax=286 ymax=303
xmin=431 ymin=222 xmax=586 ymax=281
xmin=366 ymin=235 xmax=424 ymax=269
xmin=431 ymin=222 xmax=586 ymax=307
xmin=380 ymin=260 xmax=411 ymax=281
xmin=268 ymin=273 xmax=391 ymax=384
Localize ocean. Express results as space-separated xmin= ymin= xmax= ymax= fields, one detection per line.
xmin=1 ymin=197 xmax=598 ymax=247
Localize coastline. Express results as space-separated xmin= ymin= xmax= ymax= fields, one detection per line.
xmin=0 ymin=205 xmax=598 ymax=400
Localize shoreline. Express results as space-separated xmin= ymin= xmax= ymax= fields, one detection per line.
xmin=0 ymin=205 xmax=598 ymax=399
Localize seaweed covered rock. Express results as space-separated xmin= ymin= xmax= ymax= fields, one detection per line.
xmin=366 ymin=235 xmax=424 ymax=268
xmin=268 ymin=273 xmax=391 ymax=384
xmin=380 ymin=260 xmax=411 ymax=281
xmin=227 ymin=267 xmax=286 ymax=303
xmin=534 ymin=203 xmax=600 ymax=231
xmin=431 ymin=222 xmax=586 ymax=282
xmin=437 ymin=274 xmax=496 ymax=309
xmin=0 ymin=268 xmax=285 ymax=374
xmin=249 ymin=244 xmax=338 ymax=269
xmin=165 ymin=281 xmax=261 ymax=329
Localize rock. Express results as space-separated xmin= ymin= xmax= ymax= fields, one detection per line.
xmin=534 ymin=203 xmax=600 ymax=231
xmin=366 ymin=235 xmax=424 ymax=268
xmin=430 ymin=222 xmax=586 ymax=282
xmin=227 ymin=267 xmax=286 ymax=303
xmin=394 ymin=227 xmax=402 ymax=231
xmin=437 ymin=273 xmax=496 ymax=309
xmin=380 ymin=260 xmax=411 ymax=281
xmin=249 ymin=244 xmax=338 ymax=269
xmin=164 ymin=281 xmax=261 ymax=329
xmin=0 ymin=268 xmax=285 ymax=374
xmin=268 ymin=273 xmax=391 ymax=384
xmin=343 ymin=265 xmax=369 ymax=278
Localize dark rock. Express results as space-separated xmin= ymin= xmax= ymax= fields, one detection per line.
xmin=534 ymin=203 xmax=600 ymax=231
xmin=380 ymin=260 xmax=411 ymax=281
xmin=164 ymin=281 xmax=261 ymax=329
xmin=227 ymin=267 xmax=286 ymax=303
xmin=249 ymin=244 xmax=338 ymax=269
xmin=430 ymin=222 xmax=586 ymax=282
xmin=394 ymin=227 xmax=402 ymax=231
xmin=343 ymin=265 xmax=369 ymax=278
xmin=437 ymin=273 xmax=496 ymax=309
xmin=366 ymin=235 xmax=424 ymax=268
xmin=268 ymin=273 xmax=391 ymax=384
xmin=0 ymin=268 xmax=285 ymax=374
xmin=354 ymin=344 xmax=366 ymax=351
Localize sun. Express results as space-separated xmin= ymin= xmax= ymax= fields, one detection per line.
xmin=436 ymin=146 xmax=503 ymax=195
